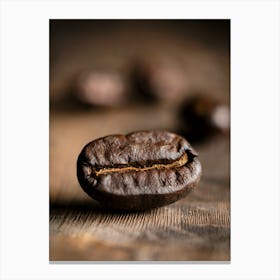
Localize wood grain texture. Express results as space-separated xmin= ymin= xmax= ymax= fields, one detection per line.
xmin=50 ymin=131 xmax=230 ymax=261
xmin=49 ymin=21 xmax=230 ymax=261
xmin=50 ymin=200 xmax=230 ymax=261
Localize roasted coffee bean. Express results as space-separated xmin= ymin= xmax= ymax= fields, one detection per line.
xmin=74 ymin=70 xmax=129 ymax=107
xmin=132 ymin=58 xmax=187 ymax=103
xmin=77 ymin=131 xmax=202 ymax=210
xmin=179 ymin=95 xmax=230 ymax=142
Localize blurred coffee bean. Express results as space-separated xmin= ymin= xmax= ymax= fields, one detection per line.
xmin=131 ymin=58 xmax=187 ymax=103
xmin=179 ymin=95 xmax=230 ymax=142
xmin=74 ymin=70 xmax=129 ymax=107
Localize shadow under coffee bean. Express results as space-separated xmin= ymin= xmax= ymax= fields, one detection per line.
xmin=77 ymin=130 xmax=202 ymax=211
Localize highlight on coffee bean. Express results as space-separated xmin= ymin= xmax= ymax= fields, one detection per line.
xmin=74 ymin=69 xmax=130 ymax=107
xmin=179 ymin=94 xmax=230 ymax=142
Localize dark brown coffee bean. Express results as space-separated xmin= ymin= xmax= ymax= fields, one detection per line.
xmin=132 ymin=58 xmax=187 ymax=103
xmin=74 ymin=70 xmax=129 ymax=107
xmin=77 ymin=131 xmax=202 ymax=211
xmin=179 ymin=95 xmax=230 ymax=142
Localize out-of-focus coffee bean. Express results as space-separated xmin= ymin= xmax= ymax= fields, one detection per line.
xmin=74 ymin=70 xmax=130 ymax=107
xmin=179 ymin=95 xmax=230 ymax=142
xmin=131 ymin=58 xmax=187 ymax=103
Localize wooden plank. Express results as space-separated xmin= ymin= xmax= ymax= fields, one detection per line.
xmin=50 ymin=201 xmax=230 ymax=261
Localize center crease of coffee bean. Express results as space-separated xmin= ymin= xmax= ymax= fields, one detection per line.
xmin=94 ymin=153 xmax=188 ymax=176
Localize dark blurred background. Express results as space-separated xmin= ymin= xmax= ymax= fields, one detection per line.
xmin=50 ymin=20 xmax=229 ymax=105
xmin=50 ymin=20 xmax=230 ymax=261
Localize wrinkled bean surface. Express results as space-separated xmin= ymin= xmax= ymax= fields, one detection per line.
xmin=77 ymin=131 xmax=202 ymax=210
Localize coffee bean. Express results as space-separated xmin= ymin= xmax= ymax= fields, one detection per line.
xmin=179 ymin=95 xmax=230 ymax=142
xmin=77 ymin=131 xmax=202 ymax=210
xmin=74 ymin=69 xmax=129 ymax=107
xmin=132 ymin=58 xmax=187 ymax=103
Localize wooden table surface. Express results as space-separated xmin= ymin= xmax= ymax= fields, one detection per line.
xmin=49 ymin=20 xmax=230 ymax=261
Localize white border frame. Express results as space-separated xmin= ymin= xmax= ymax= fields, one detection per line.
xmin=1 ymin=0 xmax=279 ymax=279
